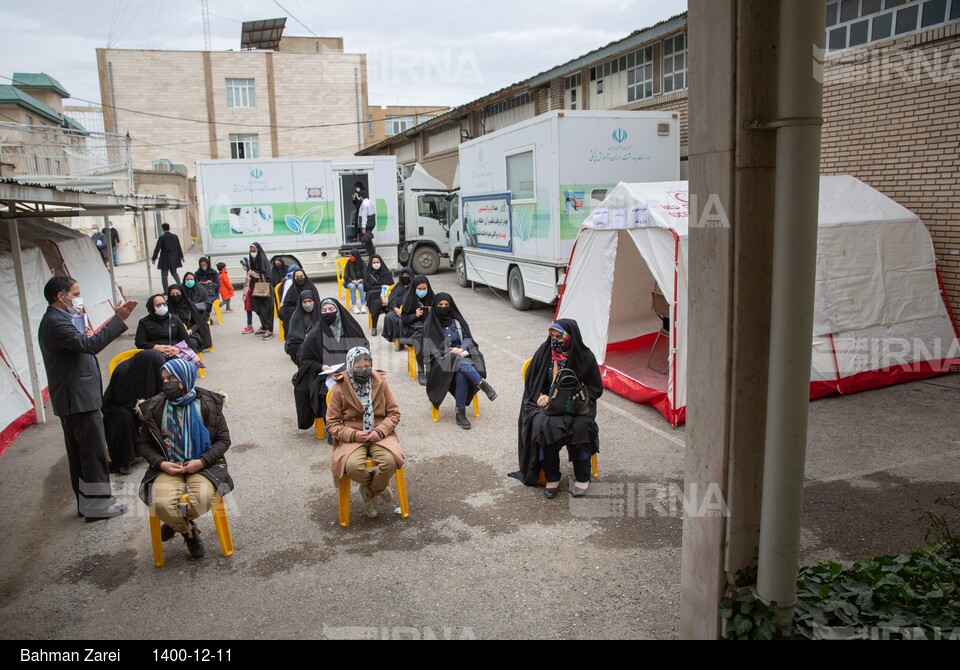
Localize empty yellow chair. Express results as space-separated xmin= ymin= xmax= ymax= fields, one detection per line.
xmin=521 ymin=357 xmax=598 ymax=479
xmin=338 ymin=460 xmax=409 ymax=528
xmin=335 ymin=257 xmax=349 ymax=308
xmin=149 ymin=494 xmax=233 ymax=567
xmin=431 ymin=396 xmax=480 ymax=422
xmin=108 ymin=349 xmax=141 ymax=376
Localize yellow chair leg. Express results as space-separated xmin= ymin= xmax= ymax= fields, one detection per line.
xmin=338 ymin=477 xmax=351 ymax=527
xmin=213 ymin=495 xmax=234 ymax=557
xmin=394 ymin=339 xmax=401 ymax=351
xmin=368 ymin=312 xmax=373 ymax=329
xmin=279 ymin=321 xmax=285 ymax=342
xmin=149 ymin=507 xmax=164 ymax=568
xmin=431 ymin=405 xmax=440 ymax=422
xmin=395 ymin=467 xmax=409 ymax=519
xmin=592 ymin=453 xmax=599 ymax=479
xmin=197 ymin=351 xmax=205 ymax=379
xmin=315 ymin=418 xmax=325 ymax=440
xmin=407 ymin=346 xmax=416 ymax=380
xmin=213 ymin=300 xmax=222 ymax=325
xmin=337 ymin=279 xmax=343 ymax=301
xmin=472 ymin=395 xmax=480 ymax=418
xmin=538 ymin=469 xmax=547 ymax=487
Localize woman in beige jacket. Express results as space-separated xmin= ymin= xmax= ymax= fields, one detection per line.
xmin=326 ymin=346 xmax=403 ymax=518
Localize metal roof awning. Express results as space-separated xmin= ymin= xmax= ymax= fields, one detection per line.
xmin=0 ymin=180 xmax=186 ymax=220
xmin=240 ymin=18 xmax=287 ymax=51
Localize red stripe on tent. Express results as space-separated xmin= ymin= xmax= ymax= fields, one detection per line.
xmin=555 ymin=237 xmax=580 ymax=320
xmin=0 ymin=408 xmax=38 ymax=456
xmin=810 ymin=357 xmax=960 ymax=400
xmin=671 ymin=230 xmax=680 ymax=423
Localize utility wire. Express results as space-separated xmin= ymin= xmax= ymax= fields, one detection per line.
xmin=272 ymin=0 xmax=319 ymax=38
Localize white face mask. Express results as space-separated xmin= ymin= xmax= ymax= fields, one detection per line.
xmin=62 ymin=294 xmax=84 ymax=315
xmin=372 ymin=263 xmax=381 ymax=270
xmin=356 ymin=187 xmax=361 ymax=193
xmin=155 ymin=305 xmax=169 ymax=317
xmin=251 ymin=250 xmax=258 ymax=257
xmin=302 ymin=302 xmax=315 ymax=313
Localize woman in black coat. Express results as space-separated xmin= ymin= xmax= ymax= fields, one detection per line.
xmin=511 ymin=319 xmax=602 ymax=499
xmin=343 ymin=253 xmax=366 ymax=314
xmin=363 ymin=254 xmax=393 ymax=337
xmin=291 ymin=298 xmax=368 ymax=435
xmin=283 ymin=290 xmax=320 ymax=365
xmin=380 ymin=266 xmax=412 ymax=344
xmin=195 ymin=256 xmax=220 ymax=304
xmin=400 ymin=274 xmax=436 ymax=385
xmin=422 ymin=292 xmax=497 ymax=430
xmin=135 ymin=294 xmax=197 ymax=354
xmin=137 ymin=358 xmax=233 ymax=560
xmin=181 ymin=271 xmax=212 ymax=318
xmin=102 ymin=349 xmax=167 ymax=474
xmin=269 ymin=256 xmax=288 ymax=293
xmin=278 ymin=268 xmax=317 ymax=330
xmin=247 ymin=242 xmax=275 ymax=338
xmin=167 ymin=284 xmax=212 ymax=351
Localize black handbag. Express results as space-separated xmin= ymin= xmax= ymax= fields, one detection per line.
xmin=545 ymin=367 xmax=591 ymax=416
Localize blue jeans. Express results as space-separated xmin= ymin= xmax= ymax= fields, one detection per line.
xmin=112 ymin=248 xmax=118 ymax=265
xmin=453 ymin=361 xmax=483 ymax=408
xmin=348 ymin=282 xmax=365 ymax=306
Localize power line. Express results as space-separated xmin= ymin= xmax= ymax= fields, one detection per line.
xmin=272 ymin=0 xmax=319 ymax=38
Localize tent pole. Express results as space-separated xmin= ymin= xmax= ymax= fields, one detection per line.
xmin=140 ymin=211 xmax=154 ymax=295
xmin=104 ymin=216 xmax=119 ymax=306
xmin=6 ymin=219 xmax=45 ymax=425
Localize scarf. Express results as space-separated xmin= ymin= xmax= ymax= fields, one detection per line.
xmin=346 ymin=346 xmax=374 ymax=432
xmin=549 ymin=322 xmax=571 ymax=364
xmin=322 ymin=298 xmax=344 ymax=341
xmin=161 ymin=358 xmax=212 ymax=463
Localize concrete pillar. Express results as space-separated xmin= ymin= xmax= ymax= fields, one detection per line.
xmin=680 ymin=0 xmax=780 ymax=639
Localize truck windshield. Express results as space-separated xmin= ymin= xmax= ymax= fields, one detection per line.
xmin=418 ymin=195 xmax=447 ymax=222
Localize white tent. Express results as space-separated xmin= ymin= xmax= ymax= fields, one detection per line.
xmin=556 ymin=177 xmax=960 ymax=426
xmin=0 ymin=239 xmax=51 ymax=452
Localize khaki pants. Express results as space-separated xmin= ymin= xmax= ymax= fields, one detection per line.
xmin=344 ymin=444 xmax=397 ymax=495
xmin=152 ymin=472 xmax=216 ymax=533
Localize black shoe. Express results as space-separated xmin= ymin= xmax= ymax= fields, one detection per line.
xmin=160 ymin=523 xmax=176 ymax=542
xmin=109 ymin=463 xmax=133 ymax=476
xmin=477 ymin=380 xmax=498 ymax=402
xmin=418 ymin=372 xmax=427 ymax=387
xmin=455 ymin=408 xmax=472 ymax=430
xmin=544 ymin=485 xmax=560 ymax=500
xmin=83 ymin=501 xmax=127 ymax=523
xmin=183 ymin=523 xmax=205 ymax=559
xmin=371 ymin=328 xmax=378 ymax=337
xmin=571 ymin=484 xmax=590 ymax=498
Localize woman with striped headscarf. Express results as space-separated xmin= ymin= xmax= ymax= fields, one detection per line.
xmin=137 ymin=358 xmax=234 ymax=560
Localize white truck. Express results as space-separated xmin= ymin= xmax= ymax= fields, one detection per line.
xmin=195 ymin=156 xmax=455 ymax=277
xmin=452 ymin=110 xmax=680 ymax=309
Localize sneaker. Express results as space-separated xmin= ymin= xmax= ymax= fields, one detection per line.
xmin=225 ymin=308 xmax=235 ymax=313
xmin=417 ymin=372 xmax=427 ymax=387
xmin=261 ymin=331 xmax=275 ymax=340
xmin=360 ymin=305 xmax=367 ymax=314
xmin=183 ymin=522 xmax=205 ymax=559
xmin=359 ymin=485 xmax=379 ymax=518
xmin=352 ymin=305 xmax=360 ymax=315
xmin=254 ymin=327 xmax=266 ymax=335
xmin=242 ymin=326 xmax=254 ymax=334
xmin=378 ymin=486 xmax=393 ymax=504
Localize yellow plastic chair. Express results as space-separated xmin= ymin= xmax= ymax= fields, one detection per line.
xmin=521 ymin=357 xmax=598 ymax=480
xmin=432 ymin=395 xmax=480 ymax=422
xmin=406 ymin=345 xmax=417 ymax=380
xmin=149 ymin=493 xmax=234 ymax=567
xmin=338 ymin=460 xmax=409 ymax=528
xmin=274 ymin=283 xmax=285 ymax=342
xmin=108 ymin=349 xmax=142 ymax=375
xmin=315 ymin=389 xmax=333 ymax=441
xmin=212 ymin=299 xmax=222 ymax=325
xmin=197 ymin=351 xmax=205 ymax=379
xmin=335 ymin=257 xmax=349 ymax=308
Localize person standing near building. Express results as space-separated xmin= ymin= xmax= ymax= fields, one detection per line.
xmin=106 ymin=220 xmax=120 ymax=266
xmin=38 ymin=275 xmax=138 ymax=521
xmin=90 ymin=224 xmax=109 ymax=266
xmin=152 ymin=223 xmax=185 ymax=292
xmin=358 ymin=190 xmax=376 ymax=259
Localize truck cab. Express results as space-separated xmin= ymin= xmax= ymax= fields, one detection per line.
xmin=397 ymin=164 xmax=457 ymax=275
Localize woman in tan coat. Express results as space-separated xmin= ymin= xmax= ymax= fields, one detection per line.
xmin=326 ymin=346 xmax=403 ymax=518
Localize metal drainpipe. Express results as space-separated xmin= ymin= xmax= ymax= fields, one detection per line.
xmin=756 ymin=0 xmax=825 ymax=624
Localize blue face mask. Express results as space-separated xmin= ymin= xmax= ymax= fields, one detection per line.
xmin=416 ymin=289 xmax=428 ymax=299
xmin=185 ymin=280 xmax=196 ymax=289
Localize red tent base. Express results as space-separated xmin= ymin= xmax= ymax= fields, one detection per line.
xmin=810 ymin=358 xmax=960 ymax=399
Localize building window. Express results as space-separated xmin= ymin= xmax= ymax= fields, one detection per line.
xmin=826 ymin=0 xmax=959 ymax=51
xmin=506 ymin=148 xmax=536 ymax=203
xmin=368 ymin=115 xmax=374 ymax=137
xmin=627 ymin=46 xmax=654 ymax=103
xmin=25 ymin=114 xmax=34 ymax=126
xmin=226 ymin=79 xmax=256 ymax=108
xmin=386 ymin=116 xmax=414 ymax=136
xmin=564 ymin=73 xmax=581 ymax=110
xmin=229 ymin=133 xmax=259 ymax=159
xmin=45 ymin=157 xmax=52 ymax=174
xmin=662 ymin=33 xmax=688 ymax=94
xmin=55 ymin=160 xmax=62 ymax=175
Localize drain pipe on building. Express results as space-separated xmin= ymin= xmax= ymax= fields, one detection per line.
xmin=755 ymin=0 xmax=825 ymax=628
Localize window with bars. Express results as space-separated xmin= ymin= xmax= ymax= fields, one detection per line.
xmin=663 ymin=33 xmax=688 ymax=94
xmin=229 ymin=133 xmax=259 ymax=159
xmin=826 ymin=0 xmax=959 ymax=51
xmin=226 ymin=79 xmax=256 ymax=108
xmin=627 ymin=46 xmax=655 ymax=102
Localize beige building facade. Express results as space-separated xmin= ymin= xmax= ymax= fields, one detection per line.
xmin=97 ymin=35 xmax=370 ymax=176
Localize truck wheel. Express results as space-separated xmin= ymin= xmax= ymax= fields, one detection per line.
xmin=455 ymin=254 xmax=469 ymax=288
xmin=508 ymin=267 xmax=533 ymax=311
xmin=412 ymin=246 xmax=440 ymax=276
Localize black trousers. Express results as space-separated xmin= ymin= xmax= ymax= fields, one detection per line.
xmin=60 ymin=411 xmax=115 ymax=515
xmin=160 ymin=267 xmax=181 ymax=293
xmin=367 ymin=294 xmax=384 ymax=330
xmin=541 ymin=444 xmax=592 ymax=484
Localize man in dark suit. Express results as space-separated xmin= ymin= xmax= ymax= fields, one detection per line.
xmin=38 ymin=276 xmax=138 ymax=521
xmin=151 ymin=222 xmax=185 ymax=292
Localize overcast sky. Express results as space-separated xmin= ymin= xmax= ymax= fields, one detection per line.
xmin=0 ymin=0 xmax=688 ymax=110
